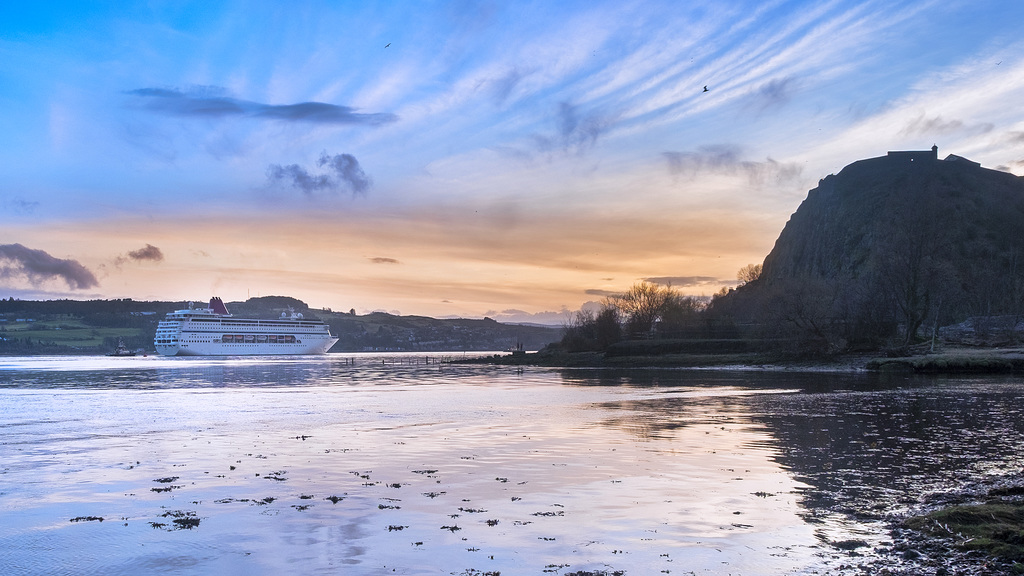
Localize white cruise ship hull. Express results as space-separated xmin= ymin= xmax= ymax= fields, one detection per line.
xmin=154 ymin=298 xmax=339 ymax=356
xmin=156 ymin=336 xmax=337 ymax=356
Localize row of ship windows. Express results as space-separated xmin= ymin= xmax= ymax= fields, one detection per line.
xmin=155 ymin=335 xmax=300 ymax=345
xmin=222 ymin=335 xmax=299 ymax=343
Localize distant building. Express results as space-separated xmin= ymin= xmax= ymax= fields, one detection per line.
xmin=943 ymin=154 xmax=981 ymax=168
xmin=884 ymin=145 xmax=984 ymax=169
xmin=886 ymin=144 xmax=939 ymax=163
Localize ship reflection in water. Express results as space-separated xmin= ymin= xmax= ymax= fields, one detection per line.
xmin=2 ymin=356 xmax=1023 ymax=575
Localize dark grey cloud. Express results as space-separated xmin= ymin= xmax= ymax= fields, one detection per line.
xmin=267 ymin=151 xmax=371 ymax=195
xmin=900 ymin=114 xmax=994 ymax=137
xmin=370 ymin=257 xmax=400 ymax=264
xmin=125 ymin=86 xmax=398 ymax=126
xmin=753 ymin=76 xmax=797 ymax=110
xmin=490 ymin=67 xmax=526 ymax=104
xmin=0 ymin=243 xmax=99 ymax=290
xmin=267 ymin=164 xmax=333 ymax=192
xmin=318 ymin=152 xmax=371 ymax=193
xmin=556 ymin=101 xmax=615 ymax=152
xmin=532 ymin=102 xmax=617 ymax=154
xmin=115 ymin=244 xmax=164 ymax=266
xmin=643 ymin=276 xmax=724 ymax=287
xmin=2 ymin=195 xmax=40 ymax=214
xmin=663 ymin=144 xmax=802 ymax=184
xmin=129 ymin=244 xmax=164 ymax=262
xmin=482 ymin=307 xmax=571 ymax=326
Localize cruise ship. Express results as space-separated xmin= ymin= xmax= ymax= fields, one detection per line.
xmin=154 ymin=297 xmax=338 ymax=356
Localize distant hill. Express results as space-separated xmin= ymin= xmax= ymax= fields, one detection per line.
xmin=321 ymin=312 xmax=559 ymax=352
xmin=224 ymin=296 xmax=312 ymax=317
xmin=221 ymin=297 xmax=561 ymax=351
xmin=711 ymin=147 xmax=1024 ymax=351
xmin=0 ymin=296 xmax=561 ymax=355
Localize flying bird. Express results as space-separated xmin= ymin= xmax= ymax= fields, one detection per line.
xmin=385 ymin=43 xmax=391 ymax=48
xmin=703 ymin=85 xmax=709 ymax=92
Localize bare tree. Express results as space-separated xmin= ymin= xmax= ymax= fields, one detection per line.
xmin=737 ymin=263 xmax=762 ymax=286
xmin=560 ymin=302 xmax=622 ymax=351
xmin=616 ymin=282 xmax=671 ymax=337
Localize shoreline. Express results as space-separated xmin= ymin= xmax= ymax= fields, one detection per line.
xmin=462 ymin=344 xmax=1024 ymax=374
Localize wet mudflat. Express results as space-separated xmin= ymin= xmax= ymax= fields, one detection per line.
xmin=2 ymin=355 xmax=1023 ymax=575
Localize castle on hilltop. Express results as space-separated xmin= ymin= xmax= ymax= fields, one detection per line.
xmin=886 ymin=145 xmax=938 ymax=163
xmin=886 ymin=144 xmax=980 ymax=167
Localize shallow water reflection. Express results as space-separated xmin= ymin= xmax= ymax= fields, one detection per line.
xmin=2 ymin=356 xmax=1023 ymax=575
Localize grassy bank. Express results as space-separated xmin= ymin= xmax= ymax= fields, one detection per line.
xmin=460 ymin=347 xmax=820 ymax=369
xmin=866 ymin=348 xmax=1024 ymax=373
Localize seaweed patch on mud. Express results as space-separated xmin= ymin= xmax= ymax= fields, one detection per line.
xmin=904 ymin=500 xmax=1024 ymax=565
xmin=833 ymin=472 xmax=1024 ymax=575
xmin=151 ymin=510 xmax=200 ymax=530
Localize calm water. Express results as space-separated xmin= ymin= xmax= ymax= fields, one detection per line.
xmin=2 ymin=354 xmax=1023 ymax=575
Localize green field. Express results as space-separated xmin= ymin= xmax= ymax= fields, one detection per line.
xmin=1 ymin=317 xmax=147 ymax=351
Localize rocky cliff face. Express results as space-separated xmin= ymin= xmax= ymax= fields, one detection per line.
xmin=720 ymin=149 xmax=1024 ymax=349
xmin=761 ymin=149 xmax=1024 ymax=284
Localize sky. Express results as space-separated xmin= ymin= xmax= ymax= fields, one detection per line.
xmin=2 ymin=0 xmax=1024 ymax=324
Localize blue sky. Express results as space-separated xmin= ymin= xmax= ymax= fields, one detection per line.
xmin=2 ymin=0 xmax=1023 ymax=322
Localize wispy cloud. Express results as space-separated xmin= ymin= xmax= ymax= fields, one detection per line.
xmin=267 ymin=151 xmax=372 ymax=195
xmin=643 ymin=276 xmax=726 ymax=287
xmin=583 ymin=277 xmax=730 ymax=299
xmin=0 ymin=243 xmax=99 ymax=289
xmin=663 ymin=145 xmax=802 ymax=185
xmin=899 ymin=114 xmax=994 ymax=137
xmin=125 ymin=86 xmax=398 ymax=126
xmin=532 ymin=101 xmax=618 ymax=154
xmin=807 ymin=45 xmax=1024 ymax=174
xmin=370 ymin=257 xmax=400 ymax=264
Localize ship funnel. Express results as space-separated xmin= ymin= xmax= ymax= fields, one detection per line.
xmin=209 ymin=297 xmax=230 ymax=315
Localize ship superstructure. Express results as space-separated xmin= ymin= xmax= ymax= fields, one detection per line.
xmin=154 ymin=297 xmax=338 ymax=356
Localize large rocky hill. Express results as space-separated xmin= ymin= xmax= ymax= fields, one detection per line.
xmin=762 ymin=147 xmax=1024 ymax=282
xmin=714 ymin=147 xmax=1024 ymax=351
